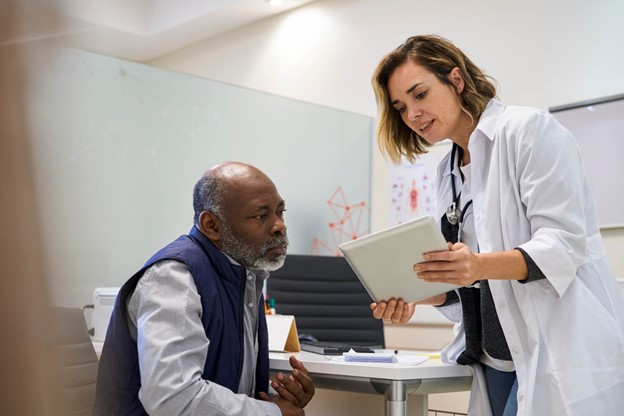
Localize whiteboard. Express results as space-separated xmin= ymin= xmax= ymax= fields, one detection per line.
xmin=26 ymin=48 xmax=373 ymax=306
xmin=550 ymin=95 xmax=624 ymax=229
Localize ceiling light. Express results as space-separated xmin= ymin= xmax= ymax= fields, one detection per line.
xmin=268 ymin=0 xmax=285 ymax=6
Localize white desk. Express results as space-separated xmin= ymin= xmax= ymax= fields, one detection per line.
xmin=270 ymin=351 xmax=472 ymax=416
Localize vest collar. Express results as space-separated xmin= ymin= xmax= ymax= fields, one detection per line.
xmin=188 ymin=225 xmax=246 ymax=284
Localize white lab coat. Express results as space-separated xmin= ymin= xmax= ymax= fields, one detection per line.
xmin=434 ymin=99 xmax=624 ymax=415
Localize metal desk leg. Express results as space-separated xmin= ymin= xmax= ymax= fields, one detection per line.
xmin=384 ymin=380 xmax=428 ymax=416
xmin=385 ymin=380 xmax=407 ymax=416
xmin=384 ymin=380 xmax=429 ymax=416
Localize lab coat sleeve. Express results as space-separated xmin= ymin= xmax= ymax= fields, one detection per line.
xmin=514 ymin=111 xmax=587 ymax=297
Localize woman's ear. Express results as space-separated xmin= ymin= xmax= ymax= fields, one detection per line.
xmin=448 ymin=67 xmax=464 ymax=94
xmin=198 ymin=211 xmax=222 ymax=245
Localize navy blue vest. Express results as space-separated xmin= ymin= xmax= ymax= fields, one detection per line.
xmin=93 ymin=226 xmax=269 ymax=415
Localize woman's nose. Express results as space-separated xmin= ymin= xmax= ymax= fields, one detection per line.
xmin=407 ymin=107 xmax=420 ymax=121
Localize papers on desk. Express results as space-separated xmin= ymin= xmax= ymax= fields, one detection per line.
xmin=344 ymin=351 xmax=397 ymax=363
xmin=337 ymin=349 xmax=428 ymax=366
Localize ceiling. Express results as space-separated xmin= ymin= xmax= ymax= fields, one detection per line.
xmin=57 ymin=0 xmax=319 ymax=62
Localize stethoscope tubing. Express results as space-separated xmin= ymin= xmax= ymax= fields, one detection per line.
xmin=446 ymin=143 xmax=473 ymax=242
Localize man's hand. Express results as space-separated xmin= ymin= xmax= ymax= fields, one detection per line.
xmin=259 ymin=355 xmax=315 ymax=408
xmin=259 ymin=395 xmax=304 ymax=416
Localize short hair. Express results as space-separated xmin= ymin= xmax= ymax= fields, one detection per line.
xmin=192 ymin=174 xmax=224 ymax=224
xmin=371 ymin=34 xmax=497 ymax=164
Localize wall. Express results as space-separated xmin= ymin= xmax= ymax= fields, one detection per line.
xmin=27 ymin=49 xmax=373 ymax=307
xmin=149 ymin=0 xmax=624 ymax=277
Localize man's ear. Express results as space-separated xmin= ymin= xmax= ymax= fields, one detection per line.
xmin=198 ymin=211 xmax=222 ymax=245
xmin=448 ymin=67 xmax=464 ymax=94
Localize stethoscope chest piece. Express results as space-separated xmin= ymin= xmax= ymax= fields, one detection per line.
xmin=446 ymin=203 xmax=461 ymax=225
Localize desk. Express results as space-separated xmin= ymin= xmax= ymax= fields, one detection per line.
xmin=270 ymin=351 xmax=472 ymax=416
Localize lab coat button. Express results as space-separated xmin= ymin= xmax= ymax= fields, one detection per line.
xmin=512 ymin=347 xmax=519 ymax=354
xmin=498 ymin=301 xmax=505 ymax=309
xmin=247 ymin=302 xmax=254 ymax=308
xmin=475 ymin=213 xmax=481 ymax=221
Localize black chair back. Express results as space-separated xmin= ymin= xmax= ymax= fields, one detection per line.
xmin=268 ymin=254 xmax=384 ymax=346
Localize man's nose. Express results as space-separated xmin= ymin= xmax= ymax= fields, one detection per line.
xmin=272 ymin=217 xmax=286 ymax=234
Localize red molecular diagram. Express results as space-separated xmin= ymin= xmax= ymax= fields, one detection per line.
xmin=311 ymin=186 xmax=370 ymax=256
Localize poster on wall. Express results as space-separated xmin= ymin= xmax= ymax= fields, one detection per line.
xmin=389 ymin=141 xmax=452 ymax=225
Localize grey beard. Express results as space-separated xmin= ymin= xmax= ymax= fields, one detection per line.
xmin=253 ymin=251 xmax=286 ymax=271
xmin=221 ymin=226 xmax=288 ymax=271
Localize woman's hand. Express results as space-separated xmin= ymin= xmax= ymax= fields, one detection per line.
xmin=415 ymin=242 xmax=483 ymax=286
xmin=370 ymin=298 xmax=416 ymax=324
xmin=370 ymin=291 xmax=448 ymax=324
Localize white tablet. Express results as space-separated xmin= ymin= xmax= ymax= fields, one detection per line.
xmin=339 ymin=216 xmax=459 ymax=303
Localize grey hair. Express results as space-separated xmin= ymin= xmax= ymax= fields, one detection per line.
xmin=192 ymin=174 xmax=224 ymax=224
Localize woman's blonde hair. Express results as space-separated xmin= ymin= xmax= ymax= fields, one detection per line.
xmin=371 ymin=34 xmax=497 ymax=163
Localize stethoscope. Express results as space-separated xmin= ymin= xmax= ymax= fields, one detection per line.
xmin=445 ymin=143 xmax=473 ymax=242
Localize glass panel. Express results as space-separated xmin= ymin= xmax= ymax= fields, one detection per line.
xmin=27 ymin=48 xmax=372 ymax=305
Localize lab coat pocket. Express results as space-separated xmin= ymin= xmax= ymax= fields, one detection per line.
xmin=544 ymin=276 xmax=624 ymax=403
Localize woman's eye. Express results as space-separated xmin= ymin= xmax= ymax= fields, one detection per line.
xmin=415 ymin=90 xmax=427 ymax=100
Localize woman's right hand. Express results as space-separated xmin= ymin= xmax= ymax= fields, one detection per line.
xmin=370 ymin=293 xmax=448 ymax=324
xmin=370 ymin=298 xmax=416 ymax=324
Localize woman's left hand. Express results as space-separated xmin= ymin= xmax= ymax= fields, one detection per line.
xmin=415 ymin=242 xmax=483 ymax=286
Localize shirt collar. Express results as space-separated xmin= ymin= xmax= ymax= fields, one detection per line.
xmin=220 ymin=248 xmax=270 ymax=281
xmin=472 ymin=98 xmax=504 ymax=142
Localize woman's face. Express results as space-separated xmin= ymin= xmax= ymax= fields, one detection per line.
xmin=387 ymin=60 xmax=470 ymax=146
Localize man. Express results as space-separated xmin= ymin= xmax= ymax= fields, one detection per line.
xmin=94 ymin=162 xmax=315 ymax=416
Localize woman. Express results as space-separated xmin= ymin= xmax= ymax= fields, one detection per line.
xmin=370 ymin=34 xmax=624 ymax=416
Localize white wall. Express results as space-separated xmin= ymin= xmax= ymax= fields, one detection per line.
xmin=149 ymin=0 xmax=624 ymax=276
xmin=150 ymin=0 xmax=624 ymax=117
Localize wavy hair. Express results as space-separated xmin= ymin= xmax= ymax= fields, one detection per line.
xmin=372 ymin=34 xmax=497 ymax=163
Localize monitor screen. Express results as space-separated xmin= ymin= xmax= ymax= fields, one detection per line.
xmin=550 ymin=94 xmax=624 ymax=228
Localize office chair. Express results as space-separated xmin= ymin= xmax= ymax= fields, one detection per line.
xmin=51 ymin=306 xmax=99 ymax=416
xmin=267 ymin=254 xmax=384 ymax=346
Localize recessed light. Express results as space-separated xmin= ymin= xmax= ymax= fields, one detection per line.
xmin=268 ymin=0 xmax=285 ymax=6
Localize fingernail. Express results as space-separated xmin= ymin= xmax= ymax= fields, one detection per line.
xmin=414 ymin=265 xmax=421 ymax=271
xmin=293 ymin=369 xmax=299 ymax=376
xmin=424 ymin=254 xmax=430 ymax=260
xmin=277 ymin=373 xmax=284 ymax=381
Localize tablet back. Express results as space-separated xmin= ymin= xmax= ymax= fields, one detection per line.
xmin=339 ymin=216 xmax=460 ymax=303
